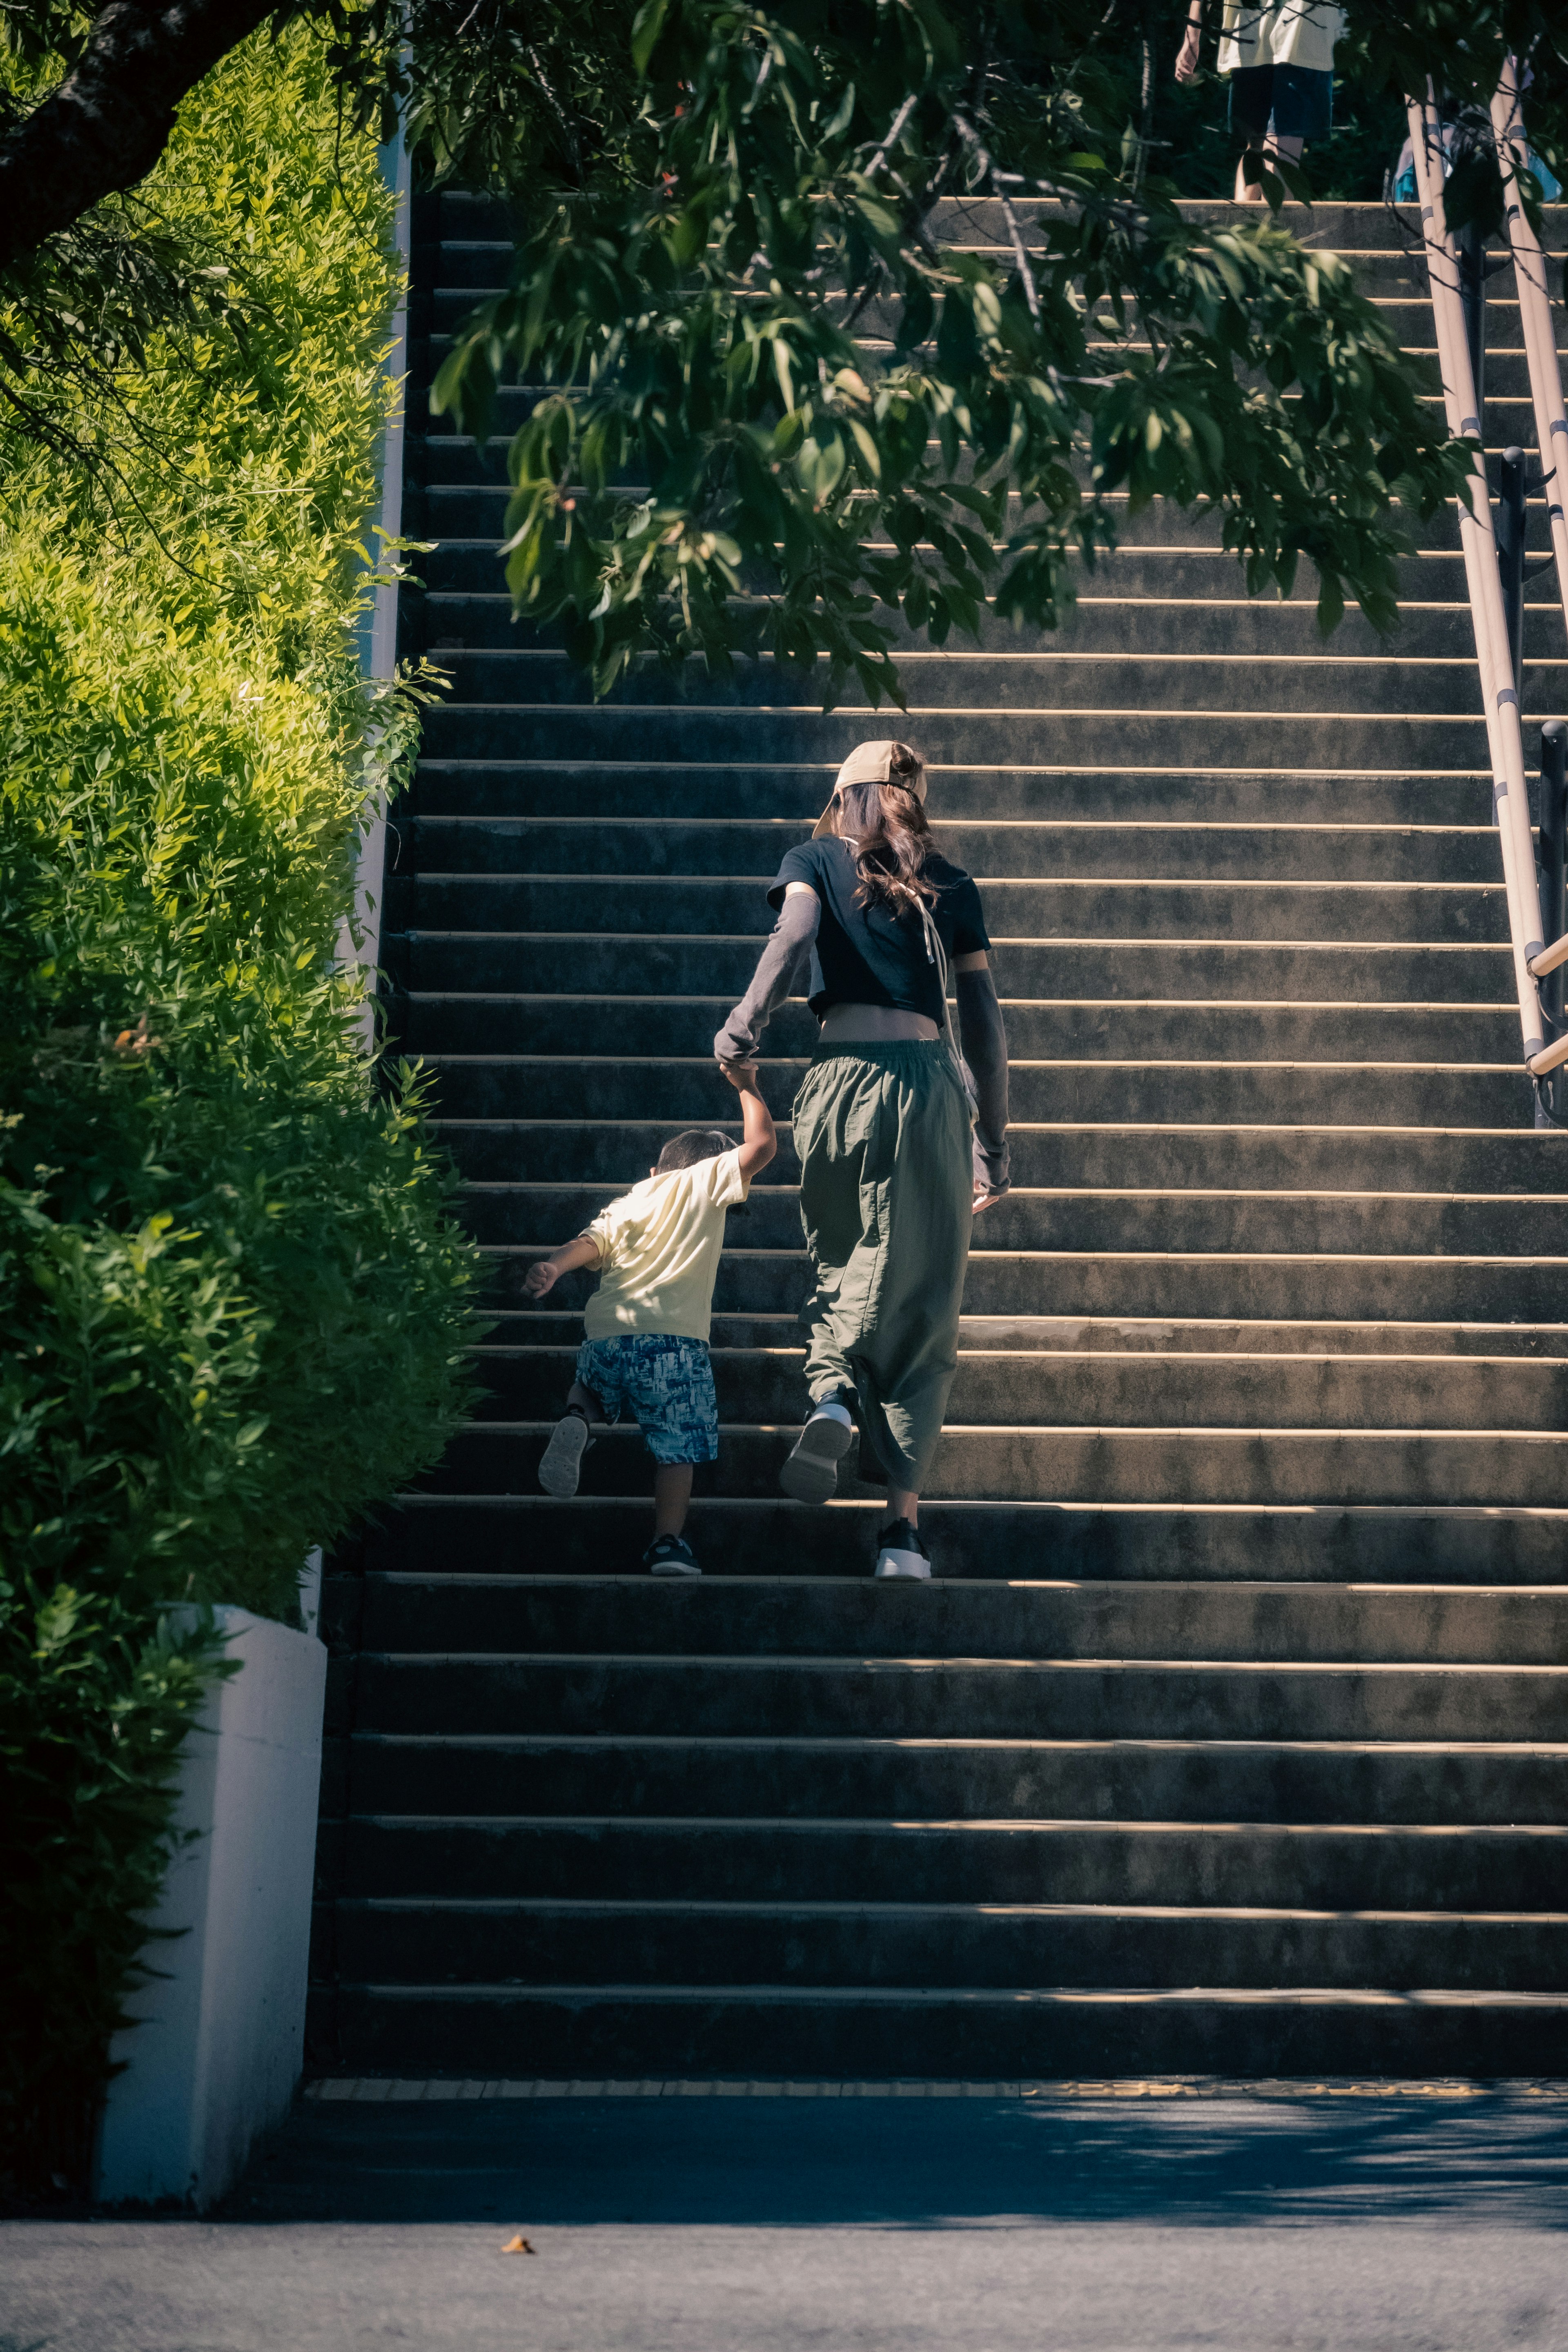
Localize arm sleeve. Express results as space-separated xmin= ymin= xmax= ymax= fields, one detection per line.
xmin=764 ymin=842 xmax=819 ymax=913
xmin=702 ymin=1147 xmax=751 ymax=1207
xmin=713 ymin=888 xmax=821 ymax=1066
xmin=580 ymin=1205 xmax=620 ymax=1267
xmin=957 ymin=967 xmax=1010 ymax=1196
xmin=950 ymin=878 xmax=991 ymax=959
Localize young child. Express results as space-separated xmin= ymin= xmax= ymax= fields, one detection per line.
xmin=523 ymin=1065 xmax=776 ymax=1573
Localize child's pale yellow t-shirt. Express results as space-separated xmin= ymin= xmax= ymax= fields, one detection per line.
xmin=1218 ymin=0 xmax=1341 ymax=75
xmin=579 ymin=1147 xmax=751 ymax=1344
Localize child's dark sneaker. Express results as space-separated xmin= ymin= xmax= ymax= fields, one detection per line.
xmin=644 ymin=1533 xmax=702 ymax=1577
xmin=779 ymin=1398 xmax=855 ymax=1503
xmin=874 ymin=1517 xmax=931 ymax=1579
xmin=537 ymin=1409 xmax=592 ymax=1498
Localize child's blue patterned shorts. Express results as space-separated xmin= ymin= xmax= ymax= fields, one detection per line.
xmin=575 ymin=1334 xmax=719 ymax=1465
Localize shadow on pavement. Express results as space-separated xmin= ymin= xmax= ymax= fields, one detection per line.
xmin=215 ymin=2091 xmax=1568 ymax=2228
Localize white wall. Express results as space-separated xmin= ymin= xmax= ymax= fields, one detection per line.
xmin=95 ymin=1609 xmax=327 ymax=2210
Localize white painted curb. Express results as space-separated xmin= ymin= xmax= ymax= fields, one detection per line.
xmin=95 ymin=1607 xmax=327 ymax=2209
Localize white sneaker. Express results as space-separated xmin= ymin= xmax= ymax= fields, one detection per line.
xmin=537 ymin=1410 xmax=592 ymax=1498
xmin=779 ymin=1400 xmax=855 ymax=1504
xmin=874 ymin=1517 xmax=932 ymax=1579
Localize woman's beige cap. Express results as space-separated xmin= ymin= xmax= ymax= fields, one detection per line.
xmin=811 ymin=740 xmax=928 ymax=838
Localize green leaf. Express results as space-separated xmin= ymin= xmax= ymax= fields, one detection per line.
xmin=630 ymin=0 xmax=672 ymax=77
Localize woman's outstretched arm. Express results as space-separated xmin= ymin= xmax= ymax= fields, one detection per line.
xmin=956 ymin=954 xmax=1010 ymax=1205
xmin=713 ymin=882 xmax=820 ymax=1066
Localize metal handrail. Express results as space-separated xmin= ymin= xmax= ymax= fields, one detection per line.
xmin=1404 ymin=88 xmax=1550 ymax=1076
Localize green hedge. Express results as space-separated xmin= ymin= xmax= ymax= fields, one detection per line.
xmin=0 ymin=31 xmax=476 ymax=2191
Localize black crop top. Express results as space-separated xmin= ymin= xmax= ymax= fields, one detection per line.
xmin=768 ymin=838 xmax=991 ymax=1024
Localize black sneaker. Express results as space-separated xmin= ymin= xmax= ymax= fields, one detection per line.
xmin=873 ymin=1518 xmax=931 ymax=1580
xmin=644 ymin=1533 xmax=702 ymax=1577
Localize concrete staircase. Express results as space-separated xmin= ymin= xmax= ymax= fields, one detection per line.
xmin=310 ymin=198 xmax=1568 ymax=2080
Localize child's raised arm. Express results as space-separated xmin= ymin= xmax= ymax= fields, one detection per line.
xmin=722 ymin=1063 xmax=777 ymax=1181
xmin=524 ymin=1233 xmax=602 ymax=1300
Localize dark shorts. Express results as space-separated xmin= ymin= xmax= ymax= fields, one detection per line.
xmin=1229 ymin=62 xmax=1332 ymax=143
xmin=576 ymin=1333 xmax=719 ymax=1465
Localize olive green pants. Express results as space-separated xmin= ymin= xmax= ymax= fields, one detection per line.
xmin=792 ymin=1039 xmax=973 ymax=1493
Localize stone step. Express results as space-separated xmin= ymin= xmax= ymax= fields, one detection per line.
xmin=406 ymin=359 xmax=1550 ymax=456
xmin=409 ymin=436 xmax=1529 ymax=521
xmin=416 ymin=643 xmax=1518 ymax=715
xmin=425 ymin=192 xmax=1565 ymax=247
xmin=412 ymin=534 xmax=1544 ymax=609
xmin=472 ymin=1180 xmax=1568 ymax=1258
xmin=341 ymin=1808 xmax=1568 ymax=1902
xmin=425 ymin=1423 xmax=1568 ymax=1507
xmin=411 ymin=586 xmax=1568 ymax=660
xmin=322 ymin=1978 xmax=1568 ymax=2079
xmin=359 ymin=1574 xmax=1568 ymax=1663
xmin=474 ymin=1185 xmax=1568 ymax=1261
xmin=327 ymin=1895 xmax=1568 ymax=1992
xmin=407 ymin=445 xmax=1564 ymax=544
xmin=414 ymin=700 xmax=1495 ymax=771
xmin=417 ymin=997 xmax=1519 ymax=1062
xmin=405 ymin=758 xmax=1509 ymax=826
xmin=418 ymin=251 xmax=1552 ymax=323
xmin=419 ymin=298 xmax=1552 ymax=400
xmin=412 ymin=470 xmax=1555 ymax=567
xmin=442 ymin=1120 xmax=1568 ymax=1194
xmin=429 ymin=1058 xmax=1533 ymax=1128
xmin=420 ymin=256 xmax=1565 ymax=325
xmin=400 ymin=815 xmax=1503 ymax=885
xmin=361 ymin=1495 xmax=1568 ymax=1584
xmin=389 ymin=877 xmax=1510 ymax=946
xmin=505 ymin=1309 xmax=1568 ymax=1359
xmin=401 ymin=936 xmax=1513 ymax=1002
xmin=473 ymin=1341 xmax=1568 ymax=1430
xmin=337 ymin=1727 xmax=1568 ymax=1822
xmin=485 ymin=1248 xmax=1568 ymax=1322
xmin=423 ymin=468 xmax=1503 ymax=546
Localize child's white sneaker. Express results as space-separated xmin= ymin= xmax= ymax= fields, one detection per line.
xmin=537 ymin=1409 xmax=592 ymax=1498
xmin=780 ymin=1397 xmax=855 ymax=1503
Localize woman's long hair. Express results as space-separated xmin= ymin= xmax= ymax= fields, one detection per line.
xmin=829 ymin=743 xmax=935 ymax=914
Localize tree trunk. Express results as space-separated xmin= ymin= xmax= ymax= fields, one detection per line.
xmin=0 ymin=0 xmax=279 ymax=275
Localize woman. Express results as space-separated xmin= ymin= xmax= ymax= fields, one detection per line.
xmin=714 ymin=740 xmax=1010 ymax=1580
xmin=1176 ymin=0 xmax=1343 ymax=201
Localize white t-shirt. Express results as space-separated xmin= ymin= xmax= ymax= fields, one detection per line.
xmin=580 ymin=1147 xmax=751 ymax=1344
xmin=1218 ymin=0 xmax=1341 ymax=76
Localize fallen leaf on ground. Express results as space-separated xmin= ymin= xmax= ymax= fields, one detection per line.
xmin=501 ymin=2234 xmax=536 ymax=2254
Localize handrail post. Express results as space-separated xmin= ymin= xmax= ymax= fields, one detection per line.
xmin=1536 ymin=722 xmax=1568 ymax=1123
xmin=1498 ymin=445 xmax=1528 ymax=701
xmin=1457 ymin=216 xmax=1486 ymax=423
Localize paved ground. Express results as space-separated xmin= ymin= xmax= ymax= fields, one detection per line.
xmin=7 ymin=2086 xmax=1568 ymax=2350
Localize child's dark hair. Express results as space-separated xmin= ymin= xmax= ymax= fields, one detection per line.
xmin=657 ymin=1128 xmax=734 ymax=1174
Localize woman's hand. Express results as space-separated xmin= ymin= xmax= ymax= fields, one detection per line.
xmin=524 ymin=1257 xmax=560 ymax=1298
xmin=972 ymin=1183 xmax=1006 ymax=1217
xmin=1175 ymin=17 xmax=1201 ymax=80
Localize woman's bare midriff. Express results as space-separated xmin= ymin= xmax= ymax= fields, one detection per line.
xmin=819 ymin=1002 xmax=940 ymax=1043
